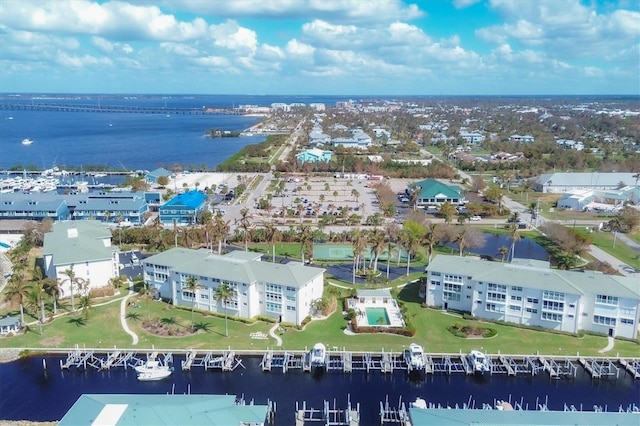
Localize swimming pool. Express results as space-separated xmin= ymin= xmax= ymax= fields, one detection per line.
xmin=365 ymin=307 xmax=390 ymax=326
xmin=0 ymin=242 xmax=10 ymax=249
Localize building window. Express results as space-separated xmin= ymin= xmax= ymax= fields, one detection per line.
xmin=431 ymin=272 xmax=441 ymax=276
xmin=443 ymin=274 xmax=462 ymax=283
xmin=509 ymin=305 xmax=521 ymax=311
xmin=543 ymin=290 xmax=565 ymax=301
xmin=444 ymin=283 xmax=462 ymax=293
xmin=541 ymin=312 xmax=562 ymax=322
xmin=593 ymin=315 xmax=616 ymax=326
xmin=596 ymin=295 xmax=618 ymax=306
xmin=511 ymin=295 xmax=522 ymax=301
xmin=488 ymin=283 xmax=507 ymax=292
xmin=542 ymin=300 xmax=564 ymax=312
xmin=526 ymin=297 xmax=539 ymax=304
xmin=200 ymin=294 xmax=209 ymax=300
xmin=444 ymin=292 xmax=461 ymax=302
xmin=511 ymin=286 xmax=523 ymax=292
xmin=487 ymin=292 xmax=506 ymax=302
xmin=182 ymin=291 xmax=195 ymax=300
xmin=621 ymin=318 xmax=634 ymax=325
xmin=525 ymin=307 xmax=538 ymax=314
xmin=486 ymin=303 xmax=505 ymax=313
xmin=620 ymin=307 xmax=635 ymax=315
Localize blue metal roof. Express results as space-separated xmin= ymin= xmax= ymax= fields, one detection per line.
xmin=161 ymin=190 xmax=206 ymax=210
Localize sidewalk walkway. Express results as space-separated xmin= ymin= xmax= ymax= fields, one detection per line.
xmin=120 ymin=285 xmax=139 ymax=345
xmin=598 ymin=336 xmax=615 ymax=354
xmin=268 ymin=322 xmax=282 ymax=347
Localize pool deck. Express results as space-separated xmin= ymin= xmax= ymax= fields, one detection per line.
xmin=350 ymin=299 xmax=406 ymax=328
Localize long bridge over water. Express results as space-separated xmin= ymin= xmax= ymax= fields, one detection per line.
xmin=0 ymin=102 xmax=243 ymax=115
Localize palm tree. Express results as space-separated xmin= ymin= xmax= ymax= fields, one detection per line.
xmin=409 ymin=185 xmax=421 ymax=212
xmin=237 ymin=207 xmax=252 ymax=251
xmin=422 ymin=223 xmax=441 ymax=265
xmin=438 ymin=201 xmax=457 ymax=224
xmin=263 ymin=223 xmax=281 ymax=263
xmin=498 ymin=246 xmax=508 ymax=262
xmin=399 ymin=225 xmax=421 ymax=276
xmin=212 ymin=214 xmax=230 ymax=254
xmin=31 ymin=266 xmax=54 ymax=322
xmin=452 ymin=227 xmax=470 ymax=257
xmin=215 ymin=282 xmax=235 ymax=337
xmin=61 ymin=267 xmax=85 ymax=312
xmin=44 ymin=279 xmax=61 ymax=315
xmin=508 ymin=224 xmax=521 ymax=262
xmin=79 ymin=294 xmax=92 ymax=321
xmin=184 ymin=276 xmax=198 ymax=331
xmin=5 ymin=275 xmax=30 ymax=324
xmin=350 ymin=229 xmax=367 ymax=284
xmin=298 ymin=225 xmax=313 ymax=264
xmin=368 ymin=229 xmax=386 ymax=272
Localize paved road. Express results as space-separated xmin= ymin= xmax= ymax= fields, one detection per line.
xmin=502 ymin=195 xmax=639 ymax=278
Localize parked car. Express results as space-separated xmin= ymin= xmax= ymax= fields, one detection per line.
xmin=469 ymin=215 xmax=482 ymax=221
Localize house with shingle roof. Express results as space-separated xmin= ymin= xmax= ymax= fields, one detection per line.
xmin=143 ymin=248 xmax=325 ymax=325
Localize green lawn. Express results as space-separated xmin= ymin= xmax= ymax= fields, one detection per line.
xmin=3 ymin=282 xmax=637 ymax=357
xmin=577 ymin=229 xmax=640 ymax=270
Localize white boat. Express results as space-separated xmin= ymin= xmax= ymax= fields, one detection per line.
xmin=310 ymin=343 xmax=326 ymax=367
xmin=410 ymin=397 xmax=427 ymax=409
xmin=137 ymin=369 xmax=172 ymax=381
xmin=135 ymin=360 xmax=173 ymax=381
xmin=469 ymin=350 xmax=490 ymax=374
xmin=21 ymin=138 xmax=33 ymax=145
xmin=404 ymin=343 xmax=425 ymax=370
xmin=134 ymin=359 xmax=168 ymax=374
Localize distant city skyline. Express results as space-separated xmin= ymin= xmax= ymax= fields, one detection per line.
xmin=0 ymin=0 xmax=638 ymax=96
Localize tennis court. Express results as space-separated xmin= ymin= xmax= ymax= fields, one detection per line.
xmin=313 ymin=244 xmax=408 ymax=261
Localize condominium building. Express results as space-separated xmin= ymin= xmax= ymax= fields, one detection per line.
xmin=43 ymin=221 xmax=120 ymax=296
xmin=142 ymin=248 xmax=325 ymax=325
xmin=425 ymin=256 xmax=640 ymax=339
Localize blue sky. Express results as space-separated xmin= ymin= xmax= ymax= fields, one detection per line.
xmin=0 ymin=0 xmax=638 ymax=95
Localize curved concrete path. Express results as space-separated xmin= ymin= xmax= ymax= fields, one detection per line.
xmin=598 ymin=336 xmax=615 ymax=354
xmin=268 ymin=322 xmax=282 ymax=346
xmin=120 ymin=285 xmax=139 ymax=345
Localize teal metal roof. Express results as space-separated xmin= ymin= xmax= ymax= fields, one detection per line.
xmin=409 ymin=178 xmax=461 ymax=199
xmin=43 ymin=220 xmax=119 ymax=265
xmin=409 ymin=408 xmax=640 ymax=425
xmin=59 ymin=394 xmax=268 ymax=425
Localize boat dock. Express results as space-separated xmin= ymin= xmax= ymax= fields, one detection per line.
xmin=52 ymin=346 xmax=638 ymax=380
xmin=578 ymin=357 xmax=620 ymax=379
xmin=618 ymin=358 xmax=640 ymax=379
xmin=295 ymin=397 xmax=360 ymax=426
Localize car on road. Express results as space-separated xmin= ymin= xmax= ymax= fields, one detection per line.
xmin=469 ymin=215 xmax=482 ymax=221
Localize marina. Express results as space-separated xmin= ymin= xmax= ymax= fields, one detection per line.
xmin=54 ymin=345 xmax=639 ymax=381
xmin=1 ymin=350 xmax=639 ymax=424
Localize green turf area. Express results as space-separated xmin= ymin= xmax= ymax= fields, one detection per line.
xmin=2 ymin=281 xmax=637 ymax=357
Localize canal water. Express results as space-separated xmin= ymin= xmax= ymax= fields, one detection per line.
xmin=0 ymin=355 xmax=638 ymax=422
xmin=445 ymin=232 xmax=549 ymax=261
